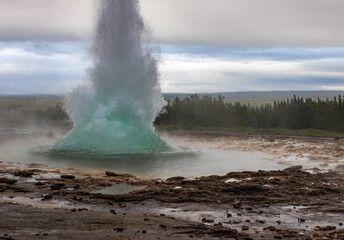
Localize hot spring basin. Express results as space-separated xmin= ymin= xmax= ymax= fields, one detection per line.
xmin=0 ymin=129 xmax=286 ymax=179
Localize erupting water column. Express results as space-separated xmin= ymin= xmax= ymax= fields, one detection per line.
xmin=52 ymin=0 xmax=169 ymax=155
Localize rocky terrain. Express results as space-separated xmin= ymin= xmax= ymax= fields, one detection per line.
xmin=1 ymin=160 xmax=344 ymax=240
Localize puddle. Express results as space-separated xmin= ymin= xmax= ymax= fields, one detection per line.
xmin=0 ymin=196 xmax=78 ymax=209
xmin=91 ymin=183 xmax=146 ymax=195
xmin=153 ymin=205 xmax=344 ymax=231
xmin=283 ymin=155 xmax=309 ymax=162
xmin=33 ymin=172 xmax=61 ymax=180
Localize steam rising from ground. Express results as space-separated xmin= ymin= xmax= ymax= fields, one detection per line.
xmin=53 ymin=0 xmax=169 ymax=155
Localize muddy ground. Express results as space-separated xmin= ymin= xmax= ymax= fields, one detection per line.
xmin=1 ymin=131 xmax=344 ymax=240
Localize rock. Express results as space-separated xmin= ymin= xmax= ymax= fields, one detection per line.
xmin=267 ymin=226 xmax=276 ymax=231
xmin=110 ymin=209 xmax=116 ymax=215
xmin=241 ymin=226 xmax=249 ymax=231
xmin=181 ymin=180 xmax=189 ymax=185
xmin=78 ymin=208 xmax=88 ymax=211
xmin=72 ymin=196 xmax=83 ymax=201
xmin=35 ymin=181 xmax=44 ymax=186
xmin=14 ymin=170 xmax=33 ymax=177
xmin=298 ymin=218 xmax=305 ymax=223
xmin=283 ymin=165 xmax=302 ymax=171
xmin=114 ymin=227 xmax=124 ymax=232
xmin=227 ymin=213 xmax=232 ymax=218
xmin=105 ymin=171 xmax=119 ymax=177
xmin=50 ymin=183 xmax=65 ymax=190
xmin=160 ymin=214 xmax=165 ymax=216
xmin=119 ymin=203 xmax=126 ymax=208
xmin=60 ymin=175 xmax=75 ymax=180
xmin=276 ymin=220 xmax=281 ymax=225
xmin=160 ymin=224 xmax=166 ymax=228
xmin=166 ymin=176 xmax=185 ymax=181
xmin=314 ymin=226 xmax=336 ymax=231
xmin=335 ymin=164 xmax=344 ymax=171
xmin=202 ymin=218 xmax=214 ymax=223
xmin=144 ymin=218 xmax=150 ymax=221
xmin=141 ymin=230 xmax=147 ymax=234
xmin=234 ymin=202 xmax=242 ymax=209
xmin=0 ymin=178 xmax=17 ymax=185
xmin=73 ymin=185 xmax=80 ymax=190
xmin=41 ymin=193 xmax=53 ymax=200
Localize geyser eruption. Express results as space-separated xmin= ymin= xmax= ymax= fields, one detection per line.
xmin=52 ymin=0 xmax=169 ymax=155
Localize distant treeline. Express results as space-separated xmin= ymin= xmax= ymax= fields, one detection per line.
xmin=2 ymin=95 xmax=344 ymax=133
xmin=155 ymin=95 xmax=344 ymax=133
xmin=0 ymin=102 xmax=69 ymax=126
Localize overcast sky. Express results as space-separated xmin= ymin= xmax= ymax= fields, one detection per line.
xmin=0 ymin=0 xmax=343 ymax=94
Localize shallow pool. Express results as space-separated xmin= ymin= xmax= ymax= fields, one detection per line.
xmin=0 ymin=128 xmax=286 ymax=178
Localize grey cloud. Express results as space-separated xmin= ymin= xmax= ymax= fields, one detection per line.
xmin=0 ymin=0 xmax=343 ymax=47
xmin=141 ymin=0 xmax=344 ymax=47
xmin=0 ymin=0 xmax=97 ymax=41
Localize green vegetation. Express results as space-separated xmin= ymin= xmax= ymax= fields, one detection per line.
xmin=1 ymin=94 xmax=344 ymax=137
xmin=0 ymin=96 xmax=60 ymax=110
xmin=0 ymin=96 xmax=70 ymax=126
xmin=155 ymin=94 xmax=344 ymax=134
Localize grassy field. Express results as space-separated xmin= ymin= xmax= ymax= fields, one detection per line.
xmin=156 ymin=125 xmax=344 ymax=138
xmin=0 ymin=96 xmax=62 ymax=110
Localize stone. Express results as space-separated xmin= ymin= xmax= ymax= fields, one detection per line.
xmin=202 ymin=218 xmax=214 ymax=223
xmin=105 ymin=171 xmax=119 ymax=177
xmin=35 ymin=182 xmax=44 ymax=186
xmin=166 ymin=176 xmax=185 ymax=181
xmin=241 ymin=226 xmax=249 ymax=231
xmin=110 ymin=209 xmax=116 ymax=215
xmin=78 ymin=208 xmax=88 ymax=211
xmin=41 ymin=193 xmax=53 ymax=200
xmin=14 ymin=170 xmax=33 ymax=177
xmin=60 ymin=175 xmax=75 ymax=180
xmin=0 ymin=178 xmax=17 ymax=184
xmin=50 ymin=183 xmax=65 ymax=190
xmin=283 ymin=165 xmax=302 ymax=171
xmin=298 ymin=218 xmax=305 ymax=223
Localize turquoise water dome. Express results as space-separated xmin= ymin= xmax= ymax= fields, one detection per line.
xmin=52 ymin=0 xmax=169 ymax=155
